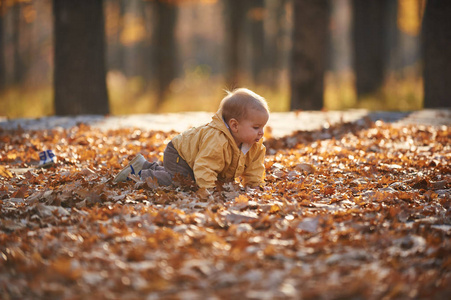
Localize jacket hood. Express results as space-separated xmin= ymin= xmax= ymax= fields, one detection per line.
xmin=209 ymin=110 xmax=238 ymax=147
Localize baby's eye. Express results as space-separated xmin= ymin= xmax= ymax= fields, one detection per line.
xmin=253 ymin=127 xmax=260 ymax=130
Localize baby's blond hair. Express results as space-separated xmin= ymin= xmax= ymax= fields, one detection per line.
xmin=219 ymin=88 xmax=269 ymax=123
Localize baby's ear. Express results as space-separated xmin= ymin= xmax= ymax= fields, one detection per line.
xmin=228 ymin=118 xmax=239 ymax=132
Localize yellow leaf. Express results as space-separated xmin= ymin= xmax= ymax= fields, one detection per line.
xmin=269 ymin=204 xmax=280 ymax=214
xmin=0 ymin=166 xmax=13 ymax=178
xmin=7 ymin=153 xmax=17 ymax=160
xmin=235 ymin=194 xmax=248 ymax=204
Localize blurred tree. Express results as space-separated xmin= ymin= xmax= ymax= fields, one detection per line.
xmin=290 ymin=0 xmax=329 ymax=110
xmin=140 ymin=1 xmax=154 ymax=82
xmin=352 ymin=0 xmax=388 ymax=98
xmin=105 ymin=0 xmax=126 ymax=73
xmin=389 ymin=0 xmax=422 ymax=72
xmin=248 ymin=0 xmax=265 ymax=84
xmin=121 ymin=0 xmax=147 ymax=78
xmin=224 ymin=0 xmax=246 ymax=89
xmin=12 ymin=3 xmax=26 ymax=85
xmin=422 ymin=0 xmax=451 ymax=108
xmin=328 ymin=0 xmax=352 ymax=73
xmin=152 ymin=0 xmax=177 ymax=108
xmin=0 ymin=1 xmax=5 ymax=90
xmin=53 ymin=0 xmax=109 ymax=115
xmin=264 ymin=0 xmax=288 ymax=89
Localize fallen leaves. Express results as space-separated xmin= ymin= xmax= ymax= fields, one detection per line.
xmin=0 ymin=120 xmax=450 ymax=299
xmin=0 ymin=165 xmax=13 ymax=178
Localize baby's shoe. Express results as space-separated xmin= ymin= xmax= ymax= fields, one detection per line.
xmin=38 ymin=150 xmax=56 ymax=168
xmin=113 ymin=154 xmax=146 ymax=183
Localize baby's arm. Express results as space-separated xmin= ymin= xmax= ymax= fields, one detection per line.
xmin=242 ymin=142 xmax=266 ymax=187
xmin=192 ymin=134 xmax=227 ymax=189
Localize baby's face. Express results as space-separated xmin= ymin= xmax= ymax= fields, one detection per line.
xmin=233 ymin=109 xmax=269 ymax=146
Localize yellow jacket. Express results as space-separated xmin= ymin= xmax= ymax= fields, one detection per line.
xmin=171 ymin=111 xmax=266 ymax=189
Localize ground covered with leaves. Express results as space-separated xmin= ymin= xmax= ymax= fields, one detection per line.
xmin=1 ymin=118 xmax=450 ymax=299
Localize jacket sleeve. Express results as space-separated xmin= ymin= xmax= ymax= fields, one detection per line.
xmin=192 ymin=132 xmax=228 ymax=189
xmin=242 ymin=142 xmax=266 ymax=187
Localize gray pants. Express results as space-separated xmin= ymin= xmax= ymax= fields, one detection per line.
xmin=140 ymin=141 xmax=194 ymax=186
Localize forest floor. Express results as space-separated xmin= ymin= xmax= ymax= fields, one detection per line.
xmin=0 ymin=109 xmax=450 ymax=299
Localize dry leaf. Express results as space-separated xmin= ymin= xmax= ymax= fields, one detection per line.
xmin=295 ymin=163 xmax=315 ymax=174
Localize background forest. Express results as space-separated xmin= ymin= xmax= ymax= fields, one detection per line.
xmin=0 ymin=0 xmax=449 ymax=118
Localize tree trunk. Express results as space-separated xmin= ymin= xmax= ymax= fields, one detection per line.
xmin=248 ymin=0 xmax=265 ymax=84
xmin=53 ymin=0 xmax=109 ymax=115
xmin=422 ymin=0 xmax=451 ymax=108
xmin=0 ymin=2 xmax=5 ymax=90
xmin=264 ymin=0 xmax=288 ymax=88
xmin=224 ymin=0 xmax=246 ymax=89
xmin=12 ymin=3 xmax=25 ymax=85
xmin=106 ymin=0 xmax=126 ymax=73
xmin=290 ymin=0 xmax=329 ymax=110
xmin=152 ymin=0 xmax=177 ymax=109
xmin=352 ymin=0 xmax=388 ymax=98
xmin=328 ymin=0 xmax=352 ymax=73
xmin=142 ymin=2 xmax=154 ymax=82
